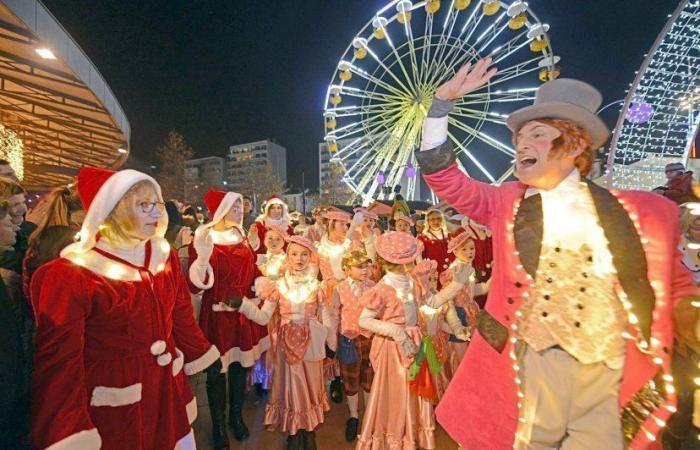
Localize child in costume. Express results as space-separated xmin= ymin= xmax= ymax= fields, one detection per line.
xmin=356 ymin=231 xmax=467 ymax=450
xmin=251 ymin=224 xmax=290 ymax=396
xmin=318 ymin=209 xmax=372 ymax=400
xmin=440 ymin=230 xmax=489 ymax=380
xmin=238 ymin=235 xmax=337 ymax=450
xmin=31 ymin=168 xmax=219 ymax=450
xmin=331 ymin=248 xmax=376 ymax=442
xmin=249 ymin=195 xmax=294 ymax=254
xmin=188 ymin=190 xmax=268 ymax=448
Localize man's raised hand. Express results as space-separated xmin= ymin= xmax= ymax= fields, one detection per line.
xmin=435 ymin=58 xmax=498 ymax=101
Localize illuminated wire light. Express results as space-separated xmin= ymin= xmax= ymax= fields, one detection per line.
xmin=0 ymin=124 xmax=24 ymax=180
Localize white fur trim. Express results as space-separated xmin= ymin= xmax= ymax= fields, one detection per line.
xmin=185 ymin=398 xmax=198 ymax=425
xmin=172 ymin=348 xmax=184 ymax=376
xmin=44 ymin=428 xmax=101 ymax=450
xmin=157 ymin=352 xmax=172 ymax=366
xmin=174 ymin=429 xmax=196 ymax=450
xmin=61 ymin=170 xmax=165 ymax=257
xmin=188 ymin=261 xmax=214 ymax=291
xmin=90 ymin=383 xmax=142 ymax=407
xmin=63 ymin=236 xmax=171 ymax=281
xmin=204 ymin=192 xmax=242 ymax=229
xmin=183 ymin=345 xmax=220 ymax=376
xmin=150 ymin=340 xmax=166 ymax=356
xmin=220 ymin=335 xmax=271 ymax=371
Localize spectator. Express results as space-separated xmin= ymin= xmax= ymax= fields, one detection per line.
xmin=164 ymin=200 xmax=193 ymax=272
xmin=242 ymin=195 xmax=256 ymax=230
xmin=0 ymin=177 xmax=29 ymax=449
xmin=23 ymin=187 xmax=83 ymax=299
xmin=662 ymin=162 xmax=699 ymax=204
xmin=0 ymin=159 xmax=19 ymax=182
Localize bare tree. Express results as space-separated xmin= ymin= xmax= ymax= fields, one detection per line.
xmin=154 ymin=130 xmax=193 ymax=200
xmin=238 ymin=163 xmax=286 ymax=204
xmin=319 ymin=162 xmax=354 ymax=205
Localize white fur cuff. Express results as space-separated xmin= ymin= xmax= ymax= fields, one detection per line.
xmin=184 ymin=345 xmax=220 ymax=375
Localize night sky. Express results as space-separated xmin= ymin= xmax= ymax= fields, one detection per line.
xmin=42 ymin=0 xmax=679 ymax=189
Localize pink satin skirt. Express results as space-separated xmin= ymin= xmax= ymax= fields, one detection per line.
xmin=264 ymin=343 xmax=330 ymax=434
xmin=357 ymin=336 xmax=436 ymax=450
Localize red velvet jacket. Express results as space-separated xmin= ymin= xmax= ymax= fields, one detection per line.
xmin=424 ymin=162 xmax=699 ymax=450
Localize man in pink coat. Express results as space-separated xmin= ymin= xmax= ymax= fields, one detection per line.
xmin=416 ymin=58 xmax=700 ymax=449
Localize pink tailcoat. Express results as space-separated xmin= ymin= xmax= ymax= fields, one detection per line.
xmin=425 ymin=163 xmax=699 ymax=450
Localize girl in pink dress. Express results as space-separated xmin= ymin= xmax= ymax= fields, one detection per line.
xmin=238 ymin=235 xmax=337 ymax=450
xmin=439 ymin=231 xmax=490 ymax=381
xmin=251 ymin=224 xmax=289 ymax=395
xmin=356 ymin=231 xmax=467 ymax=450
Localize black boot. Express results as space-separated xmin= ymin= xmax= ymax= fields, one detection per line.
xmin=345 ymin=417 xmax=359 ymax=442
xmin=206 ymin=364 xmax=230 ymax=450
xmin=286 ymin=433 xmax=303 ymax=450
xmin=227 ymin=362 xmax=250 ymax=441
xmin=301 ymin=430 xmax=317 ymax=450
xmin=329 ymin=376 xmax=344 ymax=404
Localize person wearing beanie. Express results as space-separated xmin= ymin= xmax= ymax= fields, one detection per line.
xmin=416 ymin=58 xmax=700 ymax=449
xmin=330 ymin=248 xmax=376 ymax=442
xmin=29 ymin=167 xmax=219 ymax=450
xmin=187 ymin=189 xmax=270 ymax=448
xmin=249 ymin=195 xmax=294 ymax=254
xmin=662 ymin=162 xmax=698 ymax=205
xmin=306 ymin=206 xmax=328 ymax=244
xmin=356 ymin=231 xmax=469 ymax=450
xmin=237 ymin=235 xmax=337 ymax=450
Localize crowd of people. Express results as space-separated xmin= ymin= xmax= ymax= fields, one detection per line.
xmin=1 ymin=58 xmax=700 ymax=450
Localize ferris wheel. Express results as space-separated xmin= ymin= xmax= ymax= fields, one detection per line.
xmin=323 ymin=0 xmax=557 ymax=204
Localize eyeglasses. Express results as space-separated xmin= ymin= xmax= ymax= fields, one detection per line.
xmin=138 ymin=201 xmax=165 ymax=214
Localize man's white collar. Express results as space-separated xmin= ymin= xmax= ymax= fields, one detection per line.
xmin=524 ymin=168 xmax=582 ymax=198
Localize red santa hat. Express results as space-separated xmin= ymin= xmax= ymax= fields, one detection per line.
xmin=62 ymin=167 xmax=163 ymax=256
xmin=202 ymin=189 xmax=243 ymax=229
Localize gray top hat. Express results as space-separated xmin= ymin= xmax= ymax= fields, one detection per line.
xmin=506 ymin=78 xmax=610 ymax=149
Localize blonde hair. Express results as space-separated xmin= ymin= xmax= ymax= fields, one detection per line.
xmin=376 ymin=255 xmax=401 ymax=274
xmin=680 ymin=206 xmax=700 ymax=237
xmin=342 ymin=248 xmax=371 ymax=271
xmin=100 ymin=180 xmax=157 ymax=244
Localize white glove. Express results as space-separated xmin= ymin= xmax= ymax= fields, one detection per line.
xmin=239 ymin=298 xmax=277 ymax=326
xmin=399 ymin=337 xmax=419 ymax=358
xmin=452 ymin=262 xmax=472 ymax=285
xmin=193 ymin=226 xmax=214 ymax=263
xmin=359 ymin=307 xmax=406 ymax=341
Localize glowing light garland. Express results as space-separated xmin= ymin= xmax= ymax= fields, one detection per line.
xmin=0 ymin=124 xmax=24 ymax=180
xmin=607 ymin=0 xmax=700 ymax=191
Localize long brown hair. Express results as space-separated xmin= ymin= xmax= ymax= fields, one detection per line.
xmin=29 ymin=187 xmax=82 ymax=243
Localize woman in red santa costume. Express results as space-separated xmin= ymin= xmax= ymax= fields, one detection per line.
xmin=237 ymin=235 xmax=337 ymax=450
xmin=416 ymin=58 xmax=700 ymax=449
xmin=249 ymin=195 xmax=294 ymax=254
xmin=188 ymin=190 xmax=270 ymax=448
xmin=418 ymin=208 xmax=453 ymax=284
xmin=30 ymin=167 xmax=220 ymax=450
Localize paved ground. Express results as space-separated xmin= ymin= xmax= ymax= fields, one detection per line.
xmin=189 ymin=373 xmax=458 ymax=450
